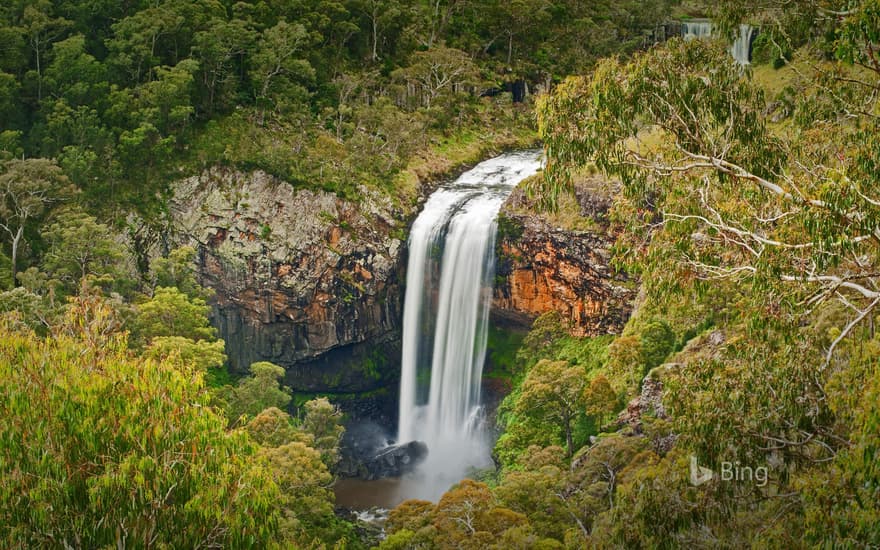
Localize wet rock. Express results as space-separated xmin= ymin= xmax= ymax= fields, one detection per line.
xmin=338 ymin=440 xmax=428 ymax=480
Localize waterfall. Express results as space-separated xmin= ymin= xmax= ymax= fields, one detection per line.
xmin=682 ymin=20 xmax=712 ymax=41
xmin=731 ymin=24 xmax=756 ymax=65
xmin=397 ymin=150 xmax=542 ymax=500
xmin=681 ymin=20 xmax=757 ymax=65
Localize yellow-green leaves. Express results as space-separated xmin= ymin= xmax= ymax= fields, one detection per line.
xmin=0 ymin=310 xmax=281 ymax=547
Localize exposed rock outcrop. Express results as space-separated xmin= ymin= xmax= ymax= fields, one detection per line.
xmin=337 ymin=420 xmax=429 ymax=480
xmin=493 ymin=180 xmax=635 ymax=336
xmin=169 ymin=167 xmax=405 ymax=393
xmin=167 ymin=162 xmax=636 ymax=400
xmin=617 ymin=374 xmax=670 ymax=430
xmin=337 ymin=441 xmax=428 ymax=480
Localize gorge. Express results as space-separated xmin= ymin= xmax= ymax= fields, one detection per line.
xmin=5 ymin=0 xmax=879 ymax=545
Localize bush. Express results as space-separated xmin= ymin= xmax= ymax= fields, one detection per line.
xmin=0 ymin=307 xmax=280 ymax=547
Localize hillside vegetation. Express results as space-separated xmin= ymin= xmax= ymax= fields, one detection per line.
xmin=487 ymin=0 xmax=880 ymax=546
xmin=4 ymin=0 xmax=878 ymax=547
xmin=0 ymin=1 xmax=681 ymax=548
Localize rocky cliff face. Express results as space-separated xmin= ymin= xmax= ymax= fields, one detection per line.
xmin=493 ymin=180 xmax=635 ymax=336
xmin=168 ymin=163 xmax=634 ymax=398
xmin=169 ymin=167 xmax=405 ymax=393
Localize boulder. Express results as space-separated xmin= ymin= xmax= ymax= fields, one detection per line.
xmin=338 ymin=440 xmax=428 ymax=480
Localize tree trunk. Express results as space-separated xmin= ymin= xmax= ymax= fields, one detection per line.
xmin=371 ymin=10 xmax=379 ymax=61
xmin=35 ymin=43 xmax=42 ymax=101
xmin=10 ymin=226 xmax=22 ymax=287
xmin=564 ymin=411 xmax=573 ymax=457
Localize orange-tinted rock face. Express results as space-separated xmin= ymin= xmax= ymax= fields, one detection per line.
xmin=493 ymin=187 xmax=635 ymax=336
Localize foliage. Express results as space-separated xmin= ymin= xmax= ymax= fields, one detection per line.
xmin=245 ymin=406 xmax=310 ymax=448
xmin=261 ymin=441 xmax=339 ymax=547
xmin=392 ymin=46 xmax=481 ymax=111
xmin=583 ymin=374 xmax=618 ymax=426
xmin=215 ymin=361 xmax=292 ymax=427
xmin=515 ymin=359 xmax=588 ymax=457
xmin=130 ymin=286 xmax=216 ymax=349
xmin=145 ymin=335 xmax=227 ymax=372
xmin=484 ymin=324 xmax=526 ymax=381
xmin=530 ymin=1 xmax=880 ymax=545
xmin=385 ymin=479 xmax=545 ymax=550
xmin=0 ymin=158 xmax=75 ymax=282
xmin=639 ymin=320 xmax=675 ymax=371
xmin=495 ymin=314 xmax=617 ymax=469
xmin=41 ymin=206 xmax=129 ymax=296
xmin=300 ymin=397 xmax=345 ymax=469
xmin=606 ymin=335 xmax=644 ymax=392
xmin=0 ymin=286 xmax=53 ymax=331
xmin=0 ymin=305 xmax=280 ymax=547
xmin=152 ymin=245 xmax=212 ymax=301
xmin=246 ymin=402 xmax=354 ymax=548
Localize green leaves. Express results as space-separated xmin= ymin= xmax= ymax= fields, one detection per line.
xmin=0 ymin=303 xmax=281 ymax=547
xmin=250 ymin=20 xmax=315 ymax=121
xmin=131 ymin=286 xmax=216 ymax=348
xmin=214 ymin=361 xmax=292 ymax=427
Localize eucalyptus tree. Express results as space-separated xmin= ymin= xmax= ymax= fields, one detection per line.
xmin=538 ymin=24 xmax=880 ymax=371
xmin=0 ymin=297 xmax=281 ymax=548
xmin=0 ymin=158 xmax=75 ymax=284
xmin=536 ymin=1 xmax=880 ymax=542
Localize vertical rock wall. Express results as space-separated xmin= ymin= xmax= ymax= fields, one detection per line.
xmin=493 ymin=180 xmax=635 ymax=335
xmin=170 ymin=167 xmax=405 ymax=393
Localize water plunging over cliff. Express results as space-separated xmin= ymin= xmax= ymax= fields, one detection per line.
xmin=397 ymin=150 xmax=543 ymax=500
xmin=682 ymin=20 xmax=712 ymax=41
xmin=731 ymin=24 xmax=756 ymax=65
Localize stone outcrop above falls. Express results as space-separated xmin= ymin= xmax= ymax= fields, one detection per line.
xmin=169 ymin=167 xmax=405 ymax=393
xmin=493 ymin=179 xmax=635 ymax=336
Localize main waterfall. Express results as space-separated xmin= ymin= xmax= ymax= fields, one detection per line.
xmin=397 ymin=150 xmax=542 ymax=499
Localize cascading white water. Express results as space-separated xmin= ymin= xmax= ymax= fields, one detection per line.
xmin=731 ymin=24 xmax=756 ymax=65
xmin=397 ymin=150 xmax=543 ymax=500
xmin=682 ymin=20 xmax=712 ymax=41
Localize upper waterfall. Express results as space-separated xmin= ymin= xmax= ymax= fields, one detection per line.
xmin=681 ymin=19 xmax=757 ymax=65
xmin=397 ymin=150 xmax=543 ymax=500
xmin=682 ymin=20 xmax=712 ymax=41
xmin=731 ymin=24 xmax=756 ymax=65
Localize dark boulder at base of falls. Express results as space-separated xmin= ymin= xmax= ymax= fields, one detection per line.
xmin=337 ymin=440 xmax=428 ymax=481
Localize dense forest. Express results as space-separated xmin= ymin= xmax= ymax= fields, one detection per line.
xmin=2 ymin=0 xmax=880 ymax=547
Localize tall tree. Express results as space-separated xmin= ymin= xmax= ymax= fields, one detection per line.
xmin=250 ymin=20 xmax=315 ymax=123
xmin=300 ymin=397 xmax=344 ymax=468
xmin=22 ymin=0 xmax=71 ymax=101
xmin=0 ymin=297 xmax=281 ymax=547
xmin=391 ymin=46 xmax=479 ymax=109
xmin=539 ymin=34 xmax=880 ymax=367
xmin=192 ymin=18 xmax=256 ymax=115
xmin=349 ymin=0 xmax=407 ymax=62
xmin=131 ymin=286 xmax=217 ymax=348
xmin=41 ymin=206 xmax=126 ymax=294
xmin=0 ymin=158 xmax=75 ymax=284
xmin=515 ymin=359 xmax=587 ymax=456
xmin=216 ymin=361 xmax=292 ymax=426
